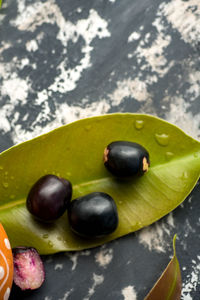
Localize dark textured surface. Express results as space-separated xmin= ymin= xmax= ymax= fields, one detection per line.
xmin=0 ymin=0 xmax=200 ymax=299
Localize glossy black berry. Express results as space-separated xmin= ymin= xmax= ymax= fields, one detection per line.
xmin=104 ymin=141 xmax=150 ymax=177
xmin=68 ymin=192 xmax=119 ymax=238
xmin=26 ymin=174 xmax=72 ymax=222
xmin=13 ymin=247 xmax=45 ymax=290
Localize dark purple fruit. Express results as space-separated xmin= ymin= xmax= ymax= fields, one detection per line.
xmin=12 ymin=247 xmax=45 ymax=291
xmin=68 ymin=192 xmax=118 ymax=238
xmin=103 ymin=141 xmax=150 ymax=177
xmin=26 ymin=174 xmax=72 ymax=222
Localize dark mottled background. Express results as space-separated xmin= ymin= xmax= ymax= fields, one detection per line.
xmin=0 ymin=0 xmax=200 ymax=299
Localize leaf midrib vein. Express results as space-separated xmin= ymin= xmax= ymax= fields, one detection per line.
xmin=0 ymin=152 xmax=199 ymax=212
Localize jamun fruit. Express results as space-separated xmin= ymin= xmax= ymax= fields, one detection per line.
xmin=103 ymin=141 xmax=150 ymax=177
xmin=12 ymin=247 xmax=45 ymax=291
xmin=26 ymin=174 xmax=72 ymax=222
xmin=68 ymin=192 xmax=118 ymax=238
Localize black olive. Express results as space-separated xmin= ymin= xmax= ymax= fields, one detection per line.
xmin=103 ymin=141 xmax=150 ymax=177
xmin=12 ymin=247 xmax=45 ymax=290
xmin=68 ymin=192 xmax=118 ymax=238
xmin=26 ymin=174 xmax=72 ymax=222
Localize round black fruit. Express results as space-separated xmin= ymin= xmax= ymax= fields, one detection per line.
xmin=68 ymin=192 xmax=119 ymax=238
xmin=26 ymin=174 xmax=72 ymax=222
xmin=104 ymin=141 xmax=150 ymax=177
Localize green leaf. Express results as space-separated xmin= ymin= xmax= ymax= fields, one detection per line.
xmin=0 ymin=113 xmax=200 ymax=254
xmin=144 ymin=235 xmax=182 ymax=300
xmin=0 ymin=0 xmax=2 ymax=8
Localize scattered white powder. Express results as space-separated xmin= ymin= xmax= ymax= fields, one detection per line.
xmin=187 ymin=71 xmax=200 ymax=102
xmin=0 ymin=42 xmax=11 ymax=55
xmin=95 ymin=246 xmax=113 ymax=268
xmin=11 ymin=0 xmax=111 ymax=95
xmin=182 ymin=257 xmax=200 ymax=299
xmin=2 ymin=77 xmax=29 ymax=105
xmin=54 ymin=264 xmax=63 ymax=271
xmin=128 ymin=32 xmax=140 ymax=42
xmin=136 ymin=24 xmax=173 ymax=76
xmin=77 ymin=7 xmax=82 ymax=13
xmin=127 ymin=7 xmax=174 ymax=77
xmin=66 ymin=250 xmax=91 ymax=271
xmin=26 ymin=40 xmax=38 ymax=52
xmin=0 ymin=0 xmax=111 ymax=145
xmin=20 ymin=58 xmax=30 ymax=68
xmin=161 ymin=0 xmax=200 ymax=46
xmin=58 ymin=289 xmax=74 ymax=300
xmin=0 ymin=109 xmax=11 ymax=132
xmin=165 ymin=96 xmax=200 ymax=139
xmin=83 ymin=273 xmax=104 ymax=300
xmin=183 ymin=219 xmax=196 ymax=239
xmin=122 ymin=286 xmax=137 ymax=300
xmin=138 ymin=213 xmax=175 ymax=253
xmin=108 ymin=78 xmax=151 ymax=106
xmin=51 ymin=8 xmax=110 ymax=93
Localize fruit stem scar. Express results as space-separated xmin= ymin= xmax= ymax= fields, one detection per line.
xmin=143 ymin=157 xmax=149 ymax=172
xmin=103 ymin=148 xmax=109 ymax=163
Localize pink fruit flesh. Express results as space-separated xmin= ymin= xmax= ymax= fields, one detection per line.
xmin=13 ymin=247 xmax=45 ymax=290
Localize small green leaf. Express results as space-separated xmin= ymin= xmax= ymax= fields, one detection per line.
xmin=145 ymin=235 xmax=182 ymax=300
xmin=0 ymin=114 xmax=200 ymax=254
xmin=0 ymin=0 xmax=2 ymax=8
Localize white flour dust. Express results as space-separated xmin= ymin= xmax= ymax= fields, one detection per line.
xmin=83 ymin=273 xmax=104 ymax=300
xmin=95 ymin=246 xmax=113 ymax=268
xmin=122 ymin=286 xmax=137 ymax=300
xmin=66 ymin=250 xmax=91 ymax=271
xmin=161 ymin=0 xmax=200 ymax=46
xmin=182 ymin=256 xmax=200 ymax=299
xmin=0 ymin=0 xmax=111 ymax=145
xmin=138 ymin=213 xmax=175 ymax=253
xmin=58 ymin=289 xmax=74 ymax=300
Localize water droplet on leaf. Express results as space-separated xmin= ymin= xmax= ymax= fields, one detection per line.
xmin=85 ymin=125 xmax=92 ymax=131
xmin=155 ymin=133 xmax=169 ymax=146
xmin=135 ymin=120 xmax=144 ymax=130
xmin=165 ymin=152 xmax=174 ymax=161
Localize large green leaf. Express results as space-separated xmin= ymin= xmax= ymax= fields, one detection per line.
xmin=0 ymin=113 xmax=200 ymax=254
xmin=145 ymin=235 xmax=181 ymax=300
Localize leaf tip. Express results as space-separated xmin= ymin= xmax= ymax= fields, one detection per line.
xmin=173 ymin=234 xmax=177 ymax=255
